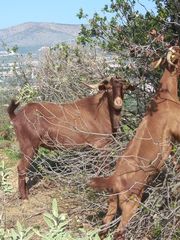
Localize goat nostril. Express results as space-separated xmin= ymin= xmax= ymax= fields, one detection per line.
xmin=113 ymin=97 xmax=122 ymax=109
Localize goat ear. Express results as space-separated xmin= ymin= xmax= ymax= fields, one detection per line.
xmin=124 ymin=83 xmax=136 ymax=91
xmin=98 ymin=80 xmax=112 ymax=91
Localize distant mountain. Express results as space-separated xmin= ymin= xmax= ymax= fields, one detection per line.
xmin=0 ymin=22 xmax=81 ymax=53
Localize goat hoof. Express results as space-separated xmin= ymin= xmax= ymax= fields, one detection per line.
xmin=19 ymin=194 xmax=28 ymax=200
xmin=98 ymin=230 xmax=108 ymax=240
xmin=113 ymin=232 xmax=125 ymax=240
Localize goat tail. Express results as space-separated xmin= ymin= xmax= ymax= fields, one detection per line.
xmin=88 ymin=175 xmax=114 ymax=190
xmin=7 ymin=99 xmax=20 ymax=120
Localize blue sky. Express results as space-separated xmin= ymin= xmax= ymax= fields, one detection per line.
xmin=0 ymin=0 xmax=156 ymax=29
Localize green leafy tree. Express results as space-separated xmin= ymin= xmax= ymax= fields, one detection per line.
xmin=77 ymin=0 xmax=179 ymax=51
xmin=155 ymin=0 xmax=180 ymax=41
xmin=77 ymin=0 xmax=180 ymax=117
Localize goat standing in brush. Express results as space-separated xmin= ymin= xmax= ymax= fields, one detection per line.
xmin=89 ymin=47 xmax=180 ymax=239
xmin=7 ymin=77 xmax=134 ymax=199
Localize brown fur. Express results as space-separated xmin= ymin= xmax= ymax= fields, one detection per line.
xmin=7 ymin=77 xmax=134 ymax=199
xmin=89 ymin=47 xmax=180 ymax=239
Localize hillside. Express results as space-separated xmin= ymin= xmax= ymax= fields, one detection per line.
xmin=0 ymin=22 xmax=81 ymax=53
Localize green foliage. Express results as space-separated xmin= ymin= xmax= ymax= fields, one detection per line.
xmin=38 ymin=147 xmax=52 ymax=155
xmin=33 ymin=198 xmax=73 ymax=239
xmin=75 ymin=0 xmax=180 ymax=131
xmin=0 ymin=197 xmax=112 ymax=240
xmin=152 ymin=222 xmax=162 ymax=238
xmin=0 ymin=161 xmax=13 ymax=194
xmin=0 ymin=228 xmax=6 ymax=240
xmin=0 ymin=122 xmax=14 ymax=141
xmin=51 ymin=42 xmax=71 ymax=62
xmin=122 ymin=124 xmax=133 ymax=135
xmin=77 ymin=0 xmax=179 ymax=51
xmin=154 ymin=0 xmax=180 ymax=44
xmin=173 ymin=227 xmax=180 ymax=240
xmin=3 ymin=147 xmax=20 ymax=162
xmin=17 ymin=83 xmax=38 ymax=103
xmin=76 ymin=8 xmax=88 ymax=19
xmin=5 ymin=221 xmax=34 ymax=240
xmin=77 ymin=1 xmax=144 ymax=50
xmin=33 ymin=198 xmax=112 ymax=240
xmin=1 ymin=2 xmax=179 ymax=240
xmin=2 ymin=227 xmax=37 ymax=240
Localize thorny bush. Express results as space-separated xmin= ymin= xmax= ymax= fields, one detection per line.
xmin=0 ymin=42 xmax=179 ymax=239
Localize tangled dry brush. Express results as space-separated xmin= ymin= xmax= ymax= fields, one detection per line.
xmin=1 ymin=45 xmax=180 ymax=239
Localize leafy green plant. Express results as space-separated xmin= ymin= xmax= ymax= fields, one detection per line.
xmin=0 ymin=122 xmax=14 ymax=141
xmin=0 ymin=197 xmax=112 ymax=239
xmin=33 ymin=198 xmax=73 ymax=240
xmin=0 ymin=161 xmax=12 ymax=193
xmin=4 ymin=148 xmax=20 ymax=162
xmin=33 ymin=198 xmax=112 ymax=240
xmin=17 ymin=83 xmax=38 ymax=103
xmin=173 ymin=227 xmax=180 ymax=240
xmin=0 ymin=222 xmax=34 ymax=240
xmin=152 ymin=222 xmax=162 ymax=238
xmin=6 ymin=221 xmax=34 ymax=240
xmin=0 ymin=228 xmax=6 ymax=240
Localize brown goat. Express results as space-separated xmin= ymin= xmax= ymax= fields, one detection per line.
xmin=7 ymin=76 xmax=134 ymax=199
xmin=89 ymin=47 xmax=180 ymax=239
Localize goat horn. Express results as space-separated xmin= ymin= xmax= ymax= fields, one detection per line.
xmin=82 ymin=82 xmax=99 ymax=89
xmin=152 ymin=58 xmax=163 ymax=69
xmin=167 ymin=47 xmax=176 ymax=66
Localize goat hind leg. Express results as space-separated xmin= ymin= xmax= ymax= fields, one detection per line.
xmin=99 ymin=195 xmax=118 ymax=238
xmin=114 ymin=194 xmax=140 ymax=240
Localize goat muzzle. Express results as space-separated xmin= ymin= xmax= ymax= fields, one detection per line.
xmin=113 ymin=97 xmax=123 ymax=110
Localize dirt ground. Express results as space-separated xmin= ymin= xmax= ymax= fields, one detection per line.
xmin=2 ymin=169 xmax=59 ymax=229
xmin=1 ymin=145 xmax=180 ymax=240
xmin=0 ymin=149 xmax=98 ymax=237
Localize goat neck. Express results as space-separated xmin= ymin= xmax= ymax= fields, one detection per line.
xmin=159 ymin=68 xmax=179 ymax=101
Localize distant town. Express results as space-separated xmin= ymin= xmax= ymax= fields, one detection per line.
xmin=0 ymin=47 xmax=50 ymax=82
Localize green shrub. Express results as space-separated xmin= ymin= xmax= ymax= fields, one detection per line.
xmin=0 ymin=161 xmax=13 ymax=194
xmin=0 ymin=197 xmax=112 ymax=240
xmin=0 ymin=123 xmax=14 ymax=141
xmin=152 ymin=222 xmax=162 ymax=238
xmin=6 ymin=221 xmax=34 ymax=240
xmin=3 ymin=148 xmax=20 ymax=162
xmin=17 ymin=83 xmax=38 ymax=104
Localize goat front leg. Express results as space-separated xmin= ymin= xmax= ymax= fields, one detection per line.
xmin=114 ymin=194 xmax=140 ymax=240
xmin=99 ymin=194 xmax=118 ymax=239
xmin=17 ymin=143 xmax=36 ymax=199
